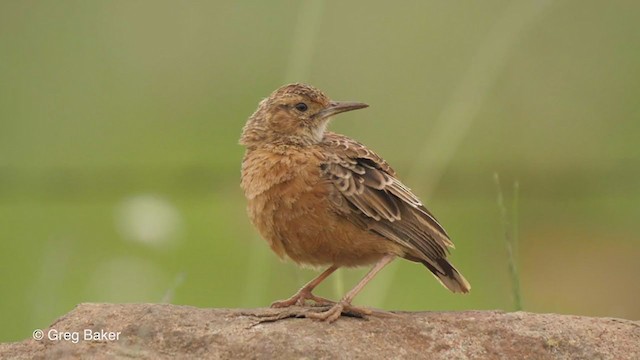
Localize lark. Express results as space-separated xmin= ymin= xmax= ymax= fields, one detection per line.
xmin=240 ymin=83 xmax=469 ymax=322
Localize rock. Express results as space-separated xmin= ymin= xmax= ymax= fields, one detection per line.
xmin=1 ymin=303 xmax=638 ymax=359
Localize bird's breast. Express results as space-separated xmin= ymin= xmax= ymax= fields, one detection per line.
xmin=240 ymin=145 xmax=403 ymax=267
xmin=241 ymin=147 xmax=330 ymax=257
xmin=241 ymin=147 xmax=325 ymax=200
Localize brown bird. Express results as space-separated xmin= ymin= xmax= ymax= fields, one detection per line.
xmin=240 ymin=83 xmax=470 ymax=322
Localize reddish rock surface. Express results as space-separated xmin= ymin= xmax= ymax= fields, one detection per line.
xmin=1 ymin=303 xmax=638 ymax=359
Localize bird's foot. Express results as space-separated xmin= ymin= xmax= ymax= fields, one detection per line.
xmin=305 ymin=301 xmax=372 ymax=323
xmin=271 ymin=289 xmax=335 ymax=308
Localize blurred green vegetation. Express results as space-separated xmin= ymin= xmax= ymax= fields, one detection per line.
xmin=1 ymin=1 xmax=639 ymax=342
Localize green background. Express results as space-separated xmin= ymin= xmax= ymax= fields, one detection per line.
xmin=1 ymin=1 xmax=639 ymax=342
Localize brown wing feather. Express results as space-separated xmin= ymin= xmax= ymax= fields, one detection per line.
xmin=321 ymin=133 xmax=453 ymax=251
xmin=321 ymin=133 xmax=470 ymax=293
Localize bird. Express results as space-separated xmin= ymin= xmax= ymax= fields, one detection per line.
xmin=239 ymin=83 xmax=470 ymax=322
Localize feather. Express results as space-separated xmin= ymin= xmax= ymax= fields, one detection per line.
xmin=320 ymin=132 xmax=456 ymax=268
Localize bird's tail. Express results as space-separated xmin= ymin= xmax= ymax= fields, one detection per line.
xmin=421 ymin=258 xmax=471 ymax=294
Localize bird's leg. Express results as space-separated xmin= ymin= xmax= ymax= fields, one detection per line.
xmin=271 ymin=265 xmax=338 ymax=308
xmin=306 ymin=254 xmax=396 ymax=322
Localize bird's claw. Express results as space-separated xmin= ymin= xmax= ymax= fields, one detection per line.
xmin=305 ymin=301 xmax=372 ymax=323
xmin=271 ymin=290 xmax=335 ymax=308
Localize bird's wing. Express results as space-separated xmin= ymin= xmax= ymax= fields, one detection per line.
xmin=321 ymin=132 xmax=454 ymax=262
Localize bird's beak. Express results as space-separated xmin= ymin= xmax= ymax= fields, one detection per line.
xmin=314 ymin=101 xmax=369 ymax=120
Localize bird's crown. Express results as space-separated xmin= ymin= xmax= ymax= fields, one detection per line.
xmin=267 ymin=83 xmax=330 ymax=106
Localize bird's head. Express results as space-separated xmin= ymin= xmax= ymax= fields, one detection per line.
xmin=240 ymin=83 xmax=368 ymax=148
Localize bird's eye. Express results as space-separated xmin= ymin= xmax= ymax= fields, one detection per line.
xmin=294 ymin=103 xmax=308 ymax=112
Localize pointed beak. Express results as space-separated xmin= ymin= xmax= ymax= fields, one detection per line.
xmin=314 ymin=101 xmax=369 ymax=120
